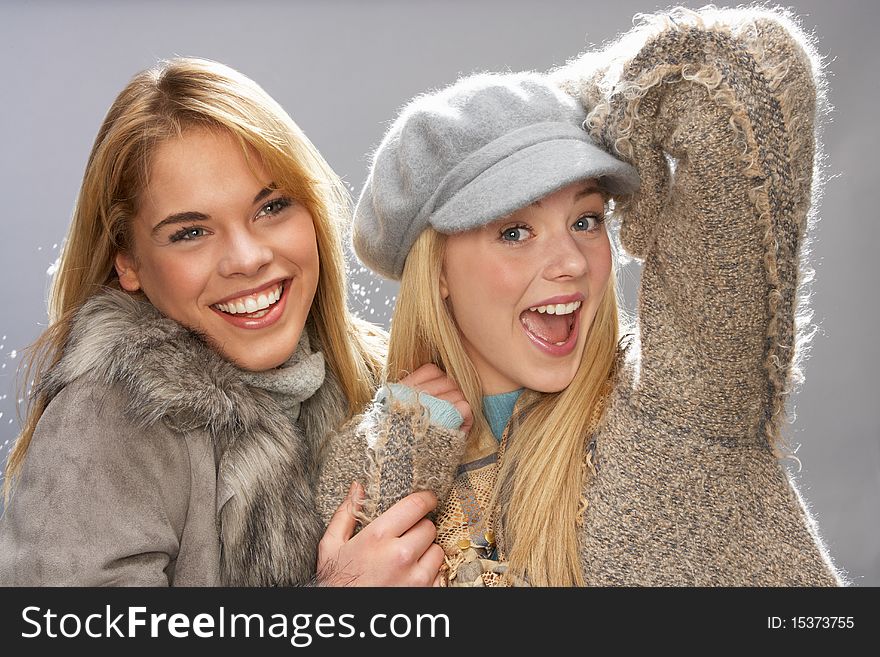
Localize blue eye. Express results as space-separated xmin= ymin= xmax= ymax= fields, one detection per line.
xmin=572 ymin=215 xmax=604 ymax=232
xmin=169 ymin=226 xmax=207 ymax=243
xmin=256 ymin=197 xmax=292 ymax=218
xmin=500 ymin=225 xmax=530 ymax=242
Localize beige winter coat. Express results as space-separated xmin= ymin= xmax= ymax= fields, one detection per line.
xmin=0 ymin=291 xmax=348 ymax=586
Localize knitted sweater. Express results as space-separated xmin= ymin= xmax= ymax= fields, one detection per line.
xmin=317 ymin=6 xmax=843 ymax=585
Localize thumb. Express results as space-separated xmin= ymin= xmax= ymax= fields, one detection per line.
xmin=322 ymin=481 xmax=361 ymax=548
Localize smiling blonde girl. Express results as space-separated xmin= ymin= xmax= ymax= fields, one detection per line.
xmin=0 ymin=58 xmax=446 ymax=587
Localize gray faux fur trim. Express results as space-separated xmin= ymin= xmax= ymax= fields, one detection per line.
xmin=41 ymin=289 xmax=347 ymax=586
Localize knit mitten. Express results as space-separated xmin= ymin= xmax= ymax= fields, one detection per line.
xmin=316 ymin=392 xmax=467 ymax=527
xmin=554 ymin=7 xmax=842 ymax=585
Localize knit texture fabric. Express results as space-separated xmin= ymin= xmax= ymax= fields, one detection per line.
xmin=240 ymin=330 xmax=326 ymax=423
xmin=482 ymin=389 xmax=524 ymax=441
xmin=317 ymin=393 xmax=468 ymax=527
xmin=379 ymin=383 xmax=464 ymax=431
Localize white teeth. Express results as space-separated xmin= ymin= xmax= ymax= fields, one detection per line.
xmin=213 ymin=282 xmax=284 ymax=315
xmin=527 ymin=300 xmax=582 ymax=316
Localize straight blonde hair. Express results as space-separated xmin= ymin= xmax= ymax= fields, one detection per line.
xmin=388 ymin=227 xmax=619 ymax=586
xmin=5 ymin=58 xmax=384 ymax=498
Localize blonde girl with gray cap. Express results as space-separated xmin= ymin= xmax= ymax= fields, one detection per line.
xmin=318 ymin=6 xmax=844 ymax=586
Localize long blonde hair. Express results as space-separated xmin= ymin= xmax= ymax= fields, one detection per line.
xmin=4 ymin=57 xmax=383 ymax=497
xmin=388 ymin=227 xmax=619 ymax=586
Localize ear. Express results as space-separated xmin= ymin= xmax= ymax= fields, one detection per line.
xmin=114 ymin=251 xmax=142 ymax=292
xmin=439 ymin=268 xmax=449 ymax=300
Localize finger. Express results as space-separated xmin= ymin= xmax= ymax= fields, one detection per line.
xmin=449 ymin=397 xmax=469 ymax=414
xmin=366 ymin=490 xmax=437 ymax=539
xmin=416 ymin=544 xmax=446 ymax=584
xmin=396 ymin=517 xmax=438 ymax=557
xmin=401 ymin=363 xmax=444 ymax=387
xmin=350 ymin=480 xmax=365 ymax=510
xmin=413 ymin=377 xmax=458 ymax=399
xmin=452 ymin=400 xmax=472 ymax=424
xmin=321 ymin=482 xmax=360 ymax=548
xmin=397 ymin=365 xmax=433 ymax=387
xmin=442 ymin=389 xmax=465 ymax=404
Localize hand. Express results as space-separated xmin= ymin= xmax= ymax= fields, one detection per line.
xmin=317 ymin=482 xmax=445 ymax=586
xmin=398 ymin=363 xmax=473 ymax=434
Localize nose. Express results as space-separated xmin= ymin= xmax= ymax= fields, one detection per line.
xmin=542 ymin=232 xmax=589 ymax=281
xmin=217 ymin=228 xmax=273 ymax=278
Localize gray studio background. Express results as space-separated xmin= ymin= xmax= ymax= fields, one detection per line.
xmin=0 ymin=0 xmax=876 ymax=585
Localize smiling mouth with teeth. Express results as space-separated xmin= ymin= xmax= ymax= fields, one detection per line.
xmin=520 ymin=300 xmax=581 ymax=346
xmin=212 ymin=282 xmax=284 ymax=319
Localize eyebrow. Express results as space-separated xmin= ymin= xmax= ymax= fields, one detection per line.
xmin=574 ymin=182 xmax=605 ymax=200
xmin=532 ymin=182 xmax=604 ymax=209
xmin=150 ymin=183 xmax=277 ymax=236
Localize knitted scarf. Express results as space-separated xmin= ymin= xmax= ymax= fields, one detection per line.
xmin=239 ymin=330 xmax=326 ymax=424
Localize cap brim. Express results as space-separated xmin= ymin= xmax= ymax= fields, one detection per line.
xmin=429 ymin=138 xmax=639 ymax=234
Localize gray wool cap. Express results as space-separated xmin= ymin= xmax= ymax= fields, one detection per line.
xmin=352 ymin=71 xmax=640 ymax=280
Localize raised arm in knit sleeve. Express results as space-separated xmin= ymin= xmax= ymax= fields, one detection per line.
xmin=0 ymin=379 xmax=191 ymax=586
xmin=554 ymin=7 xmax=843 ymax=585
xmin=566 ymin=8 xmax=823 ymax=440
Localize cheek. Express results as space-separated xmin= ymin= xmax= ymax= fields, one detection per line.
xmin=282 ymin=218 xmax=320 ymax=282
xmin=299 ymin=244 xmax=321 ymax=308
xmin=587 ymin=237 xmax=613 ymax=292
xmin=141 ymin=252 xmax=213 ymax=315
xmin=445 ymin=250 xmax=522 ymax=332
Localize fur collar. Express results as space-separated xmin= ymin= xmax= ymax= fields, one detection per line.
xmin=41 ymin=289 xmax=348 ymax=586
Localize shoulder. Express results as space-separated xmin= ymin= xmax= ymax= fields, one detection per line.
xmin=0 ymin=377 xmax=202 ymax=586
xmin=41 ymin=376 xmax=189 ymax=457
xmin=16 ymin=375 xmax=207 ymax=543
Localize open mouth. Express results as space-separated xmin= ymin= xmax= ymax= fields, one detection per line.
xmin=212 ymin=281 xmax=285 ymax=319
xmin=519 ymin=300 xmax=581 ymax=348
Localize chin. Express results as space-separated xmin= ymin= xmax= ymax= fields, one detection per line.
xmin=523 ymin=359 xmax=581 ymax=394
xmin=221 ymin=321 xmax=307 ymax=373
xmin=529 ymin=381 xmax=571 ymax=394
xmin=223 ymin=344 xmax=292 ymax=372
xmin=522 ymin=370 xmax=577 ymax=394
